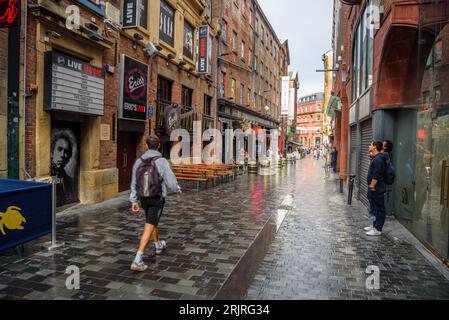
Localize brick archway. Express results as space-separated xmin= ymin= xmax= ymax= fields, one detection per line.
xmin=373 ymin=1 xmax=449 ymax=109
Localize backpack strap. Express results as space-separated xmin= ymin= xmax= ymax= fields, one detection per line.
xmin=141 ymin=156 xmax=161 ymax=163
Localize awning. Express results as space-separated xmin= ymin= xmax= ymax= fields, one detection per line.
xmin=326 ymin=95 xmax=341 ymax=116
xmin=287 ymin=140 xmax=301 ymax=146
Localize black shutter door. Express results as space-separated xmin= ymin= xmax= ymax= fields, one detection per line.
xmin=349 ymin=125 xmax=357 ymax=175
xmin=358 ymin=118 xmax=373 ymax=208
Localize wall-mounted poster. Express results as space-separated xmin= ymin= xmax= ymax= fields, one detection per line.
xmin=51 ymin=122 xmax=80 ymax=207
xmin=160 ymin=0 xmax=174 ymax=47
xmin=183 ymin=21 xmax=194 ymax=59
xmin=119 ymin=55 xmax=148 ymax=121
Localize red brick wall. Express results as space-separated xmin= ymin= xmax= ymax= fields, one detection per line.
xmin=25 ymin=16 xmax=38 ymax=177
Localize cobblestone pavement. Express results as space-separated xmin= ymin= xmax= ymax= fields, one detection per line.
xmin=0 ymin=164 xmax=298 ymax=300
xmin=245 ymin=157 xmax=449 ymax=300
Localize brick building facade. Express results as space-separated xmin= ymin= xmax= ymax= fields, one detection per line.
xmin=296 ymin=93 xmax=324 ymax=149
xmin=2 ymin=0 xmax=289 ymax=208
xmin=16 ymin=0 xmax=218 ymax=206
xmin=214 ymin=0 xmax=289 ymax=161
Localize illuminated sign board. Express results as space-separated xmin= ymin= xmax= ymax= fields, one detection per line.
xmin=118 ymin=55 xmax=148 ymax=121
xmin=44 ymin=51 xmax=105 ymax=116
xmin=0 ymin=0 xmax=19 ymax=28
xmin=197 ymin=25 xmax=211 ymax=75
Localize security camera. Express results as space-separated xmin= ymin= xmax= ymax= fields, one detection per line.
xmin=46 ymin=31 xmax=61 ymax=38
xmin=143 ymin=42 xmax=160 ymax=57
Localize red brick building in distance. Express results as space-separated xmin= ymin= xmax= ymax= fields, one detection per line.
xmin=296 ymin=93 xmax=324 ymax=149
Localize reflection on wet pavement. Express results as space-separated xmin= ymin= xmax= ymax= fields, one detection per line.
xmin=0 ymin=162 xmax=298 ymax=300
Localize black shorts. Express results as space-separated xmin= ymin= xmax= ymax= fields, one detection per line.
xmin=140 ymin=197 xmax=165 ymax=226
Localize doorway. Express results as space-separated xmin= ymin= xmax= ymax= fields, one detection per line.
xmin=117 ymin=131 xmax=137 ymax=192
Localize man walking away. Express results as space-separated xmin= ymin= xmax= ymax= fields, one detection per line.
xmin=129 ymin=135 xmax=182 ymax=272
xmin=364 ymin=141 xmax=388 ymax=236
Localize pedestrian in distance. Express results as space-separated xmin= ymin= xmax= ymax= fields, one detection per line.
xmin=331 ymin=147 xmax=338 ymax=173
xmin=365 ymin=141 xmax=389 ymax=236
xmin=129 ymin=135 xmax=182 ymax=272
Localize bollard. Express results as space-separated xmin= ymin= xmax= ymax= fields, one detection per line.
xmin=347 ymin=175 xmax=356 ymax=205
xmin=339 ymin=176 xmax=344 ymax=193
xmin=248 ymin=162 xmax=258 ymax=174
xmin=48 ymin=177 xmax=65 ymax=251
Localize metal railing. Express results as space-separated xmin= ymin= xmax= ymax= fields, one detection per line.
xmin=156 ymin=100 xmax=198 ymax=134
xmin=202 ymin=114 xmax=216 ymax=131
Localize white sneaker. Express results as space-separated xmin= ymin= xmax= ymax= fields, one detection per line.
xmin=366 ymin=229 xmax=382 ymax=236
xmin=364 ymin=226 xmax=374 ymax=232
xmin=155 ymin=240 xmax=167 ymax=255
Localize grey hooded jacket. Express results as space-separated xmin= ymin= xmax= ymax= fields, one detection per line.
xmin=130 ymin=150 xmax=181 ymax=204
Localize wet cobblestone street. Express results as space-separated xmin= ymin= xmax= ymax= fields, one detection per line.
xmin=1 ymin=157 xmax=449 ymax=300
xmin=245 ymin=157 xmax=449 ymax=300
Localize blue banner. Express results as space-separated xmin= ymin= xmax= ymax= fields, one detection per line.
xmin=76 ymin=0 xmax=105 ymax=17
xmin=0 ymin=179 xmax=52 ymax=252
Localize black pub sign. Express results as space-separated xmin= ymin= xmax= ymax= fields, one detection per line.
xmin=119 ymin=54 xmax=148 ymax=121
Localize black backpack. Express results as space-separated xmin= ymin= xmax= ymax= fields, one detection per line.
xmin=384 ymin=159 xmax=396 ymax=185
xmin=136 ymin=157 xmax=162 ymax=199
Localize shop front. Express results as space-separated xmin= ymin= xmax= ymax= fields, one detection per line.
xmin=1 ymin=0 xmax=20 ymax=179
xmin=371 ymin=1 xmax=449 ymax=263
xmin=391 ymin=19 xmax=449 ymax=263
xmin=218 ymin=98 xmax=279 ymax=164
xmin=29 ymin=1 xmax=118 ymax=206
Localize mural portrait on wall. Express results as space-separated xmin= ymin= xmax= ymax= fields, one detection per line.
xmin=51 ymin=126 xmax=79 ymax=207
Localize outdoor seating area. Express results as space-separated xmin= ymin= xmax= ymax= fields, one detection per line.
xmin=172 ymin=164 xmax=244 ymax=192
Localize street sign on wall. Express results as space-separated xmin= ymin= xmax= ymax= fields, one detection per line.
xmin=44 ymin=51 xmax=105 ymax=116
xmin=118 ymin=54 xmax=148 ymax=121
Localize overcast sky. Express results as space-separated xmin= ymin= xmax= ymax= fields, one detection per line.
xmin=258 ymin=0 xmax=334 ymax=98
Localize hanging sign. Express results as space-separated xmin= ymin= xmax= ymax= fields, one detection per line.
xmin=119 ymin=55 xmax=148 ymax=121
xmin=164 ymin=105 xmax=181 ymax=135
xmin=197 ymin=25 xmax=211 ymax=75
xmin=122 ymin=0 xmax=147 ymax=29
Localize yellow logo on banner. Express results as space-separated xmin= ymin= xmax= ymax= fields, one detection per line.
xmin=0 ymin=206 xmax=27 ymax=236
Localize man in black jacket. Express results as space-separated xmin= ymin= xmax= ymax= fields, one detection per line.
xmin=364 ymin=141 xmax=388 ymax=236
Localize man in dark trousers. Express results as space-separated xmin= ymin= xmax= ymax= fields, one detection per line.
xmin=364 ymin=141 xmax=389 ymax=236
xmin=129 ymin=136 xmax=182 ymax=272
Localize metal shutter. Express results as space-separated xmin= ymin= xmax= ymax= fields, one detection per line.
xmin=358 ymin=119 xmax=373 ymax=208
xmin=349 ymin=125 xmax=357 ymax=175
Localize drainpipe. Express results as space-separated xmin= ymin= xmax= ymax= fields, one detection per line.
xmin=22 ymin=0 xmax=32 ymax=180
